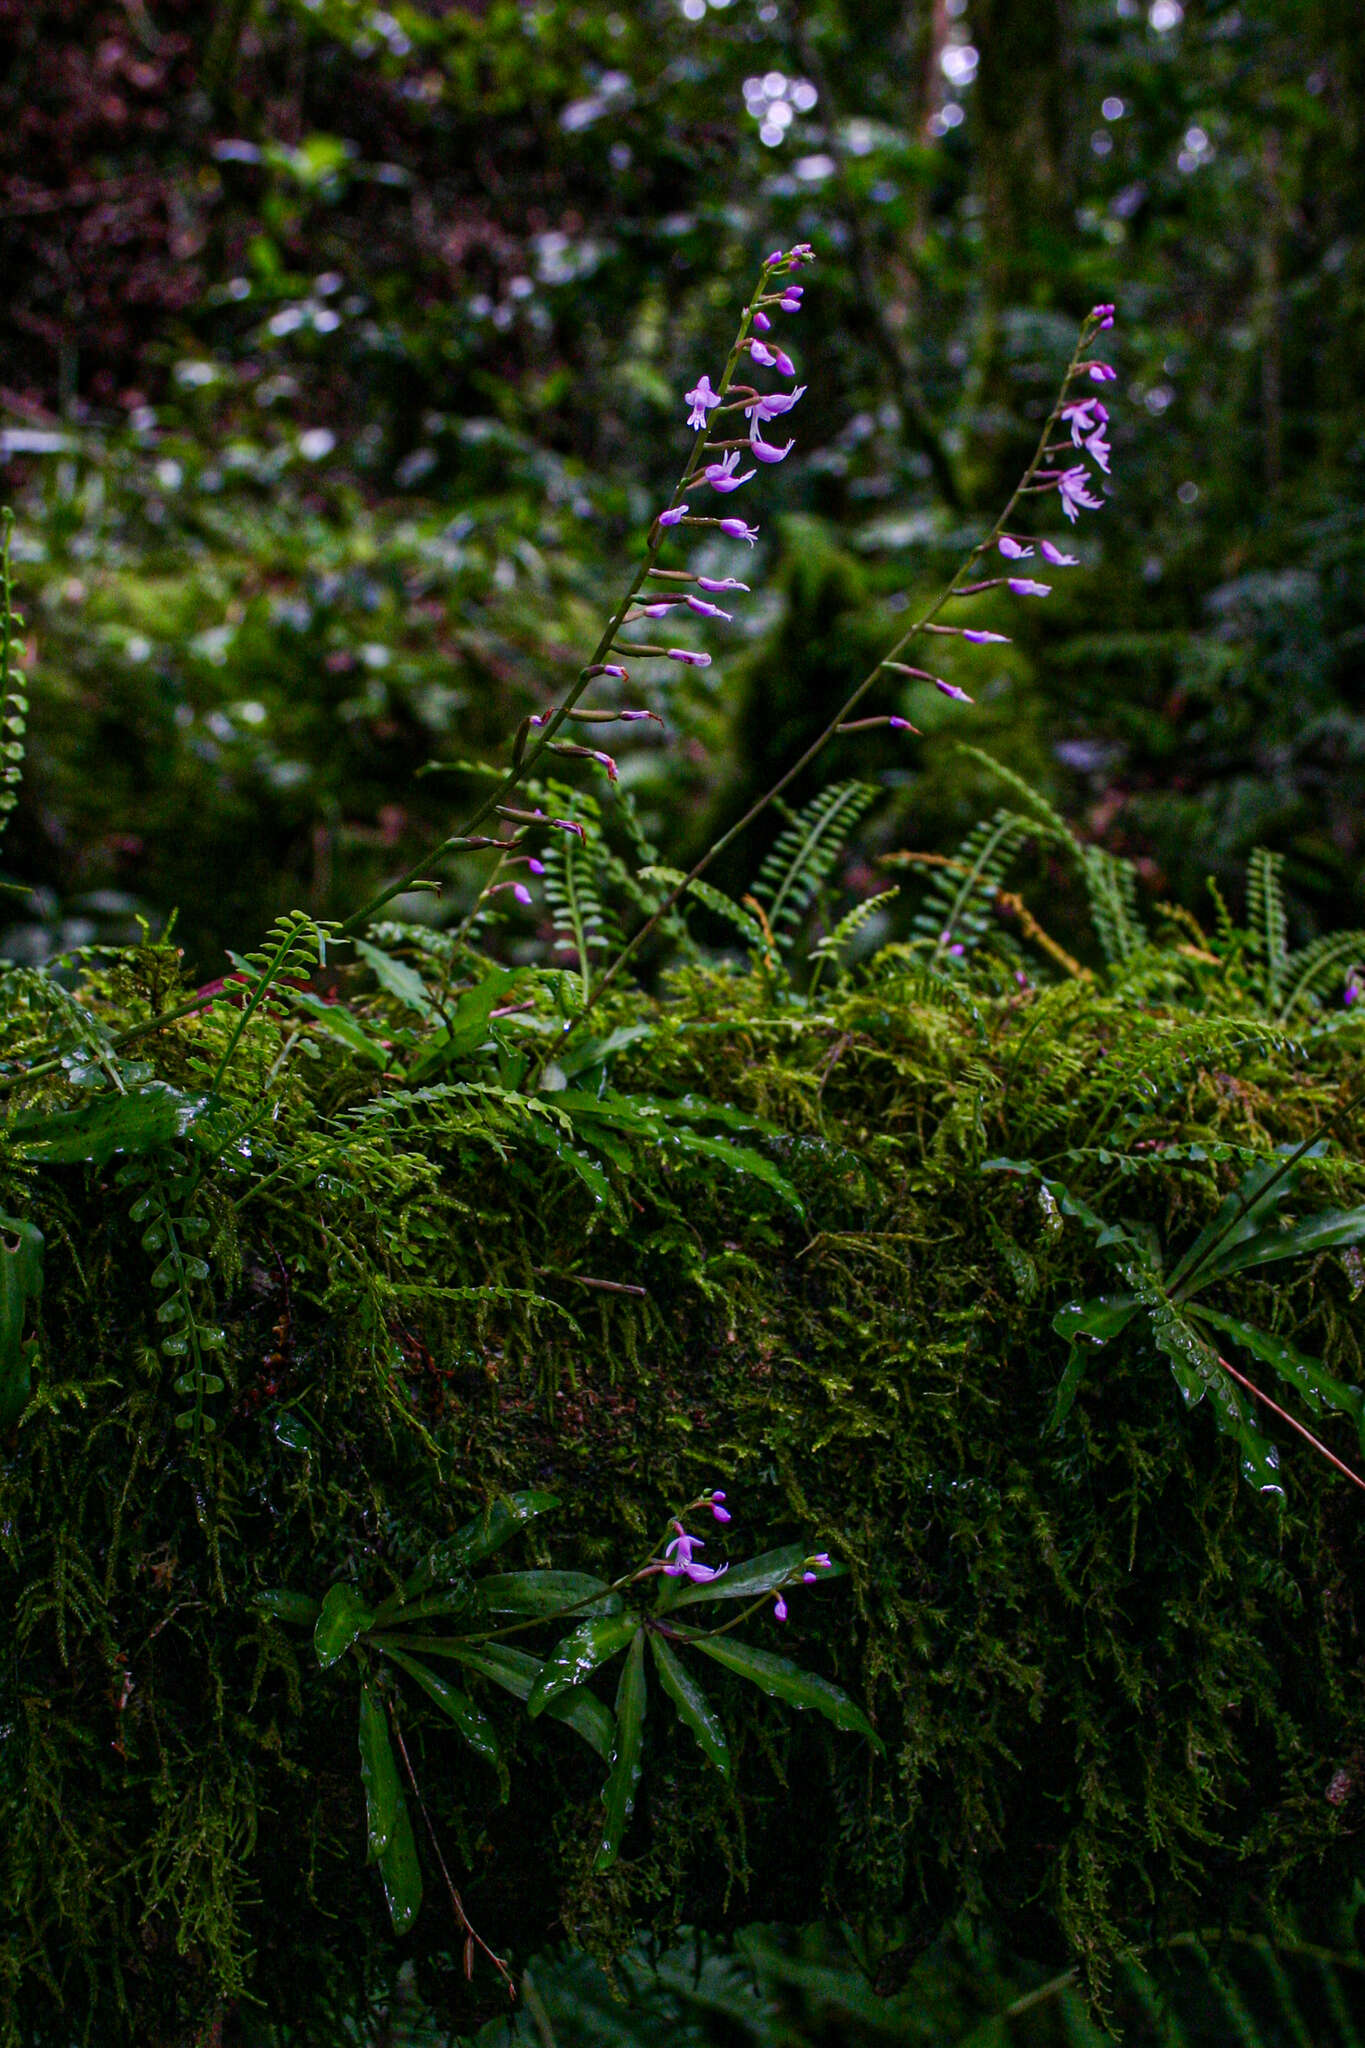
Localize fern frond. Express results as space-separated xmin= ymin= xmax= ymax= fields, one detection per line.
xmin=1246 ymin=847 xmax=1290 ymax=1006
xmin=1081 ymin=846 xmax=1147 ymax=967
xmin=217 ymin=910 xmax=335 ymax=1092
xmin=912 ymin=809 xmax=1035 ymax=958
xmin=750 ymin=780 xmax=878 ymax=948
xmin=809 ymin=888 xmax=900 ymax=971
xmin=538 ymin=793 xmax=621 ymax=1005
xmin=955 ymin=745 xmax=1077 ymax=847
xmin=638 ymin=867 xmax=768 ymax=954
xmin=0 ymin=509 xmax=29 ymax=847
xmin=1276 ymin=929 xmax=1365 ymax=1021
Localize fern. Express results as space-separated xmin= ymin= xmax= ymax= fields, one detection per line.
xmin=639 ymin=867 xmax=769 ymax=955
xmin=809 ymin=887 xmax=900 ymax=986
xmin=0 ymin=509 xmax=28 ymax=849
xmin=1276 ymin=928 xmax=1365 ymax=1021
xmin=912 ymin=809 xmax=1035 ymax=958
xmin=1080 ymin=845 xmax=1147 ymax=967
xmin=218 ymin=910 xmax=336 ymax=1092
xmin=538 ymin=793 xmax=621 ymax=1004
xmin=1246 ymin=848 xmax=1290 ymax=1008
xmin=749 ymin=781 xmax=878 ymax=950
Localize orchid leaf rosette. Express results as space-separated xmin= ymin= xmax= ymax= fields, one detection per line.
xmin=524 ymin=1488 xmax=879 ymax=1874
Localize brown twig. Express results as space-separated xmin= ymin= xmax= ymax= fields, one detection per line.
xmin=388 ymin=1710 xmax=517 ymax=1999
xmin=1214 ymin=1353 xmax=1365 ymax=1494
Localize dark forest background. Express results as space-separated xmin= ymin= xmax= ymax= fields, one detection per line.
xmin=1 ymin=0 xmax=1362 ymax=977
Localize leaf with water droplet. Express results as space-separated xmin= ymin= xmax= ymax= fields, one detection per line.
xmin=358 ymin=1677 xmax=399 ymax=1860
xmin=526 ymin=1613 xmax=640 ymax=1717
xmin=594 ymin=1629 xmax=647 ymax=1872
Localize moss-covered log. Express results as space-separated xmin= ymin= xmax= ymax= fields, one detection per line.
xmin=2 ymin=946 xmax=1363 ymax=2044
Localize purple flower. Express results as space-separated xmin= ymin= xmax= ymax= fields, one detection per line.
xmin=765 ymin=248 xmax=783 ymax=266
xmin=783 ymin=284 xmax=804 ymax=301
xmin=551 ymin=817 xmax=587 ymax=841
xmin=1009 ymin=578 xmax=1052 ymax=597
xmin=749 ymin=427 xmax=794 ymax=464
xmin=962 ymin=628 xmax=1010 ymax=644
xmin=663 ymin=1527 xmax=728 ymax=1584
xmin=1345 ymin=972 xmax=1360 ymax=1008
xmin=1058 ymin=467 xmax=1104 ymax=521
xmin=1084 ymin=426 xmax=1111 ymax=475
xmin=746 ymin=385 xmax=806 ymax=425
xmin=685 ymin=375 xmax=723 ymax=429
xmin=657 ymin=504 xmax=688 ymax=528
xmin=638 ymin=602 xmax=675 ymax=617
xmin=770 ymin=346 xmax=797 ymax=376
xmin=888 ymin=716 xmax=914 ymax=730
xmin=588 ymin=662 xmax=629 ymax=678
xmin=1086 ymin=361 xmax=1117 ymax=384
xmin=1090 ymin=301 xmax=1116 ymax=329
xmin=808 ymin=1553 xmax=832 ymax=1570
xmin=685 ymin=594 xmax=732 ymax=619
xmin=937 ymin=680 xmax=973 ymax=703
xmin=748 ymin=339 xmax=777 ymax=368
xmin=1040 ymin=539 xmax=1079 ymax=566
xmin=779 ymin=294 xmax=802 ymax=314
xmin=773 ymin=1594 xmax=788 ymax=1621
xmin=697 ymin=575 xmax=750 ymax=593
xmin=1061 ymin=397 xmax=1107 ymax=445
xmin=709 ymin=1490 xmax=731 ymax=1524
xmin=720 ymin=518 xmax=759 ymax=544
xmin=998 ymin=536 xmax=1034 ymax=560
xmin=704 ymin=450 xmax=757 ymax=494
xmin=667 ymin=647 xmax=711 ymax=666
xmin=752 ymin=309 xmax=772 ymax=332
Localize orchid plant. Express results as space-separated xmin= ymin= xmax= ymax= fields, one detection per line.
xmin=335 ymin=254 xmax=1120 ymax=1035
xmin=258 ymin=1484 xmax=876 ymax=1977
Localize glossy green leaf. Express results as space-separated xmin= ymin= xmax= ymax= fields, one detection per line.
xmin=1048 ymin=1296 xmax=1142 ymax=1430
xmin=376 ymin=1784 xmax=422 ymax=1934
xmin=314 ymin=1582 xmax=375 ymax=1669
xmin=355 ymin=939 xmax=438 ymax=1019
xmin=1151 ymin=1316 xmax=1284 ymax=1494
xmin=10 ymin=1084 xmax=209 ymax=1168
xmin=402 ymin=1490 xmax=559 ymax=1598
xmin=416 ymin=1640 xmax=613 ymax=1759
xmin=526 ymin=1613 xmax=640 ymax=1718
xmin=0 ymin=1212 xmax=43 ymax=1430
xmin=381 ymin=1645 xmax=504 ymax=1782
xmin=1051 ymin=1296 xmax=1141 ymax=1347
xmin=281 ymin=987 xmax=392 ymax=1066
xmin=252 ymin=1588 xmax=320 ymax=1627
xmin=686 ymin=1634 xmax=883 ymax=1751
xmin=1193 ymin=1306 xmax=1365 ymax=1443
xmin=477 ymin=1570 xmax=621 ymax=1619
xmin=649 ymin=1631 xmax=729 ymax=1777
xmin=405 ymin=968 xmax=525 ymax=1081
xmin=1166 ymin=1149 xmax=1311 ymax=1293
xmin=663 ymin=1545 xmax=838 ymax=1610
xmin=1199 ymin=1206 xmax=1365 ymax=1282
xmin=594 ymin=1629 xmax=646 ymax=1873
xmin=358 ymin=1678 xmax=399 ymax=1861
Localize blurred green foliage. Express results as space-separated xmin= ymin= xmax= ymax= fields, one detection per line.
xmin=1 ymin=0 xmax=1363 ymax=975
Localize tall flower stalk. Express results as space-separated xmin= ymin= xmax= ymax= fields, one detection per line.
xmin=560 ymin=289 xmax=1120 ymax=1033
xmin=336 ymin=245 xmax=819 ymax=942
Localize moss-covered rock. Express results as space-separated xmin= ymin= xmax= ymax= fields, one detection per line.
xmin=2 ymin=942 xmax=1363 ymax=2044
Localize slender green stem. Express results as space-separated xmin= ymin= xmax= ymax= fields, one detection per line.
xmin=537 ymin=317 xmax=1104 ymax=1068
xmin=335 ymin=264 xmax=783 ymax=941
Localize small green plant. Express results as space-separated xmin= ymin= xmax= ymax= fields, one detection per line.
xmin=258 ymin=1486 xmax=875 ymax=1972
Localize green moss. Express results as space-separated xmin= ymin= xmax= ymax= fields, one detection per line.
xmin=1 ymin=944 xmax=1364 ymax=2042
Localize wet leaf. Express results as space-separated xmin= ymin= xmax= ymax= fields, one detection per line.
xmin=381 ymin=1645 xmax=504 ymax=1785
xmin=358 ymin=1677 xmax=399 ymax=1860
xmin=649 ymin=1631 xmax=729 ymax=1776
xmin=253 ymin=1588 xmax=320 ymax=1627
xmin=10 ymin=1084 xmax=210 ymax=1168
xmin=402 ymin=1490 xmax=558 ymax=1598
xmin=663 ymin=1545 xmax=837 ymax=1610
xmin=376 ymin=1785 xmax=422 ymax=1934
xmin=594 ymin=1629 xmax=646 ymax=1872
xmin=314 ymin=1582 xmax=374 ymax=1669
xmin=686 ymin=1634 xmax=883 ymax=1751
xmin=477 ymin=1570 xmax=621 ymax=1619
xmin=421 ymin=1640 xmax=613 ymax=1758
xmin=526 ymin=1613 xmax=640 ymax=1717
xmin=0 ymin=1212 xmax=43 ymax=1429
